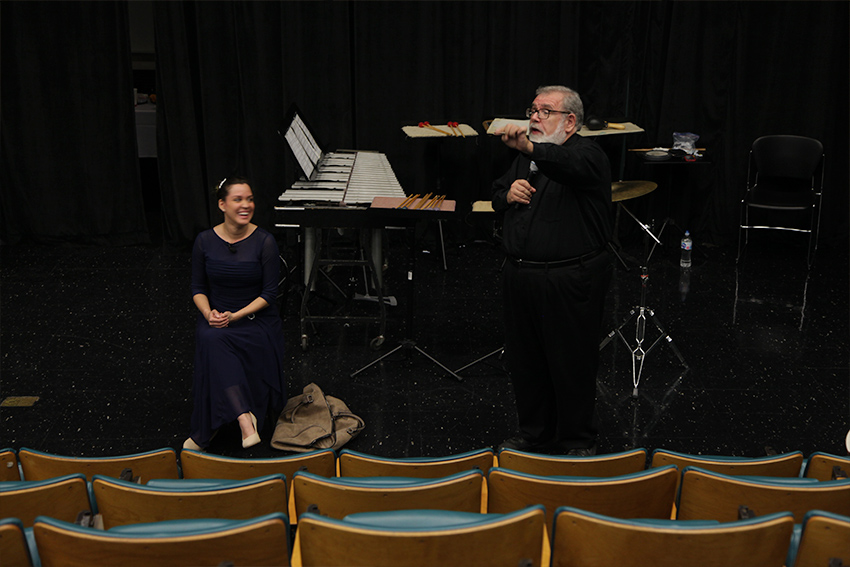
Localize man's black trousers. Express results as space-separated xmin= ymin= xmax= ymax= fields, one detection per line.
xmin=501 ymin=249 xmax=613 ymax=450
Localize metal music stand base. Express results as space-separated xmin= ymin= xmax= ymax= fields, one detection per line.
xmin=601 ymin=203 xmax=688 ymax=398
xmin=349 ymin=225 xmax=461 ymax=382
xmin=454 ymin=346 xmax=504 ymax=375
xmin=350 ymin=339 xmax=462 ymax=381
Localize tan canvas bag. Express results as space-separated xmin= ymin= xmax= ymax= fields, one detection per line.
xmin=271 ymin=382 xmax=365 ymax=452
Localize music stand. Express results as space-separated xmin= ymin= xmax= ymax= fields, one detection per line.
xmin=350 ymin=198 xmax=463 ymax=382
xmin=600 ymin=181 xmax=688 ymax=398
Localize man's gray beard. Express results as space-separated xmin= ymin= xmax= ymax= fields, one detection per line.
xmin=529 ymin=122 xmax=569 ymax=145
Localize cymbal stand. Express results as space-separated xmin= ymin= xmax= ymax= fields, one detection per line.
xmin=600 ymin=203 xmax=688 ymax=398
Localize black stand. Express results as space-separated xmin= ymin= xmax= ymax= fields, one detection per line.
xmin=600 ymin=203 xmax=688 ymax=397
xmin=299 ymin=228 xmax=387 ymax=351
xmin=350 ymin=224 xmax=462 ymax=381
xmin=452 ymin=212 xmax=508 ymax=376
xmin=412 ymin=133 xmax=468 ymax=272
xmin=452 ymin=255 xmax=507 ymax=375
xmin=454 ymin=346 xmax=504 ymax=375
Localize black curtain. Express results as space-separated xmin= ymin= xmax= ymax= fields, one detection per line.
xmin=1 ymin=1 xmax=147 ymax=245
xmin=153 ymin=1 xmax=290 ymax=243
xmin=2 ymin=1 xmax=847 ymax=247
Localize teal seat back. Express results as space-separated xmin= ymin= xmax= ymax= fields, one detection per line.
xmin=342 ymin=509 xmax=500 ymax=530
xmin=294 ymin=468 xmax=482 ymax=487
xmin=143 ymin=474 xmax=286 ymax=491
xmin=107 ymin=512 xmax=290 ymax=536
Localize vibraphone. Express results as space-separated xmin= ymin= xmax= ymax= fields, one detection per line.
xmin=276 ymin=107 xmax=455 ymax=358
xmin=275 ymin=149 xmax=408 ymax=351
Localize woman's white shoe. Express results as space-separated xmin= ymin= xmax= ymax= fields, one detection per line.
xmin=242 ymin=412 xmax=261 ymax=449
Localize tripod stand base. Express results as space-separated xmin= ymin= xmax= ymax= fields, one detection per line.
xmin=600 ymin=306 xmax=688 ymax=395
xmin=350 ymin=339 xmax=462 ymax=381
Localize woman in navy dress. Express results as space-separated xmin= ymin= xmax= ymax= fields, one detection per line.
xmin=183 ymin=177 xmax=287 ymax=451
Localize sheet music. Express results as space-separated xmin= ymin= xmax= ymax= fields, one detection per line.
xmin=486 ymin=118 xmax=530 ymax=135
xmin=284 ymin=114 xmax=323 ymax=179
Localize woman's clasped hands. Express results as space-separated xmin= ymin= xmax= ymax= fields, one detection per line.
xmin=207 ymin=309 xmax=231 ymax=328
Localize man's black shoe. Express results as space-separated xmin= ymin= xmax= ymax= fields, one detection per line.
xmin=497 ymin=436 xmax=549 ymax=453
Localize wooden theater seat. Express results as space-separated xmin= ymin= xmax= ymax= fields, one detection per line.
xmin=290 ymin=470 xmax=486 ymax=523
xmin=91 ymin=474 xmax=288 ymax=529
xmin=497 ymin=448 xmax=647 ymax=477
xmin=487 ymin=465 xmax=679 ymax=534
xmin=0 ymin=448 xmax=21 ymax=481
xmin=802 ymin=452 xmax=850 ymax=481
xmin=0 ymin=518 xmax=36 ymax=567
xmin=650 ymin=448 xmax=804 ymax=493
xmin=292 ymin=505 xmax=547 ymax=567
xmin=677 ymin=467 xmax=850 ymax=522
xmin=337 ymin=448 xmax=495 ymax=478
xmin=180 ymin=448 xmax=335 ymax=499
xmin=0 ymin=474 xmax=92 ymax=527
xmin=790 ymin=510 xmax=850 ymax=567
xmin=33 ymin=513 xmax=291 ymax=567
xmin=18 ymin=447 xmax=179 ymax=482
xmin=550 ymin=506 xmax=794 ymax=567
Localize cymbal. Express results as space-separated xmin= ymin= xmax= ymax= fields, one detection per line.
xmin=611 ymin=180 xmax=657 ymax=202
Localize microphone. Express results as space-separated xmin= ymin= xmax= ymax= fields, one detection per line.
xmin=514 ymin=161 xmax=538 ymax=210
xmin=227 ymin=242 xmax=237 ymax=253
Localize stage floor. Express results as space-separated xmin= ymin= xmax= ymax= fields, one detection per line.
xmin=2 ymin=225 xmax=848 ymax=461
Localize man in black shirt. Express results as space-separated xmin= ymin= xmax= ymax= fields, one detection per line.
xmin=492 ymin=85 xmax=613 ymax=456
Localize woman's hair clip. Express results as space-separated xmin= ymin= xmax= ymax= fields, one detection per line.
xmin=218 ymin=178 xmax=227 ymax=190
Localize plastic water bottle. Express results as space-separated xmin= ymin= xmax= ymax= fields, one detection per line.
xmin=680 ymin=231 xmax=693 ymax=268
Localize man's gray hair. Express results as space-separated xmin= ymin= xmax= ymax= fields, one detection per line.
xmin=536 ymin=85 xmax=584 ymax=130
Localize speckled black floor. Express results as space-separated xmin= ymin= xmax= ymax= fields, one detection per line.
xmin=2 ymin=222 xmax=848 ymax=462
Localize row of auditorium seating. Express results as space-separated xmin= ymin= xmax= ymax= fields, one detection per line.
xmin=2 ymin=505 xmax=848 ymax=566
xmin=3 ymin=445 xmax=848 ymax=483
xmin=2 ymin=446 xmax=848 ymax=566
xmin=5 ymin=464 xmax=849 ymax=527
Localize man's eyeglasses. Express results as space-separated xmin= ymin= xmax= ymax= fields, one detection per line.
xmin=526 ymin=107 xmax=571 ymax=120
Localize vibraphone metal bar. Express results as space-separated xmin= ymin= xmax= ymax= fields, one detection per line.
xmin=280 ymin=151 xmax=405 ymax=205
